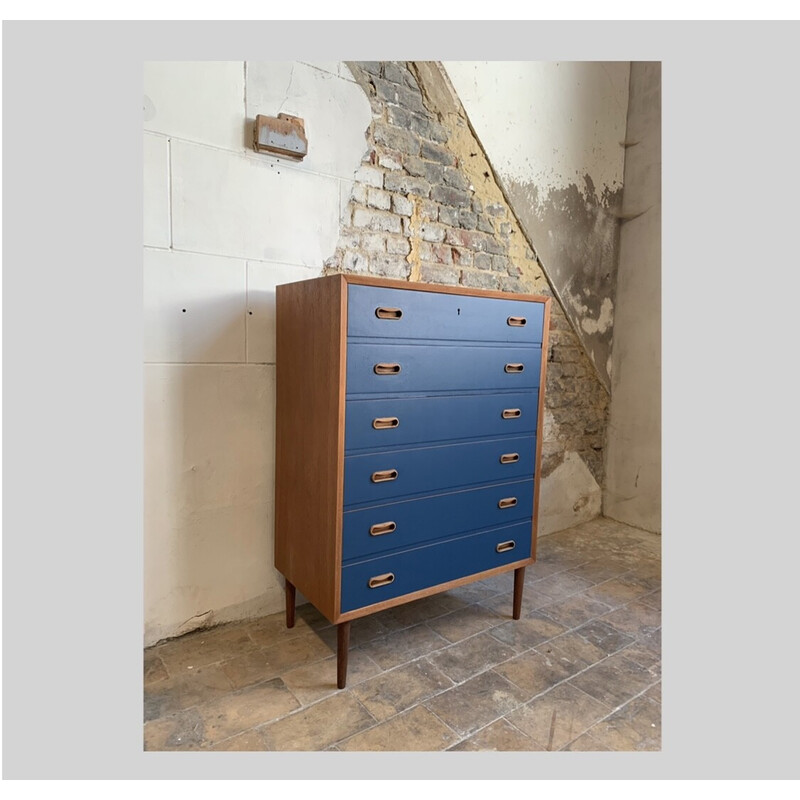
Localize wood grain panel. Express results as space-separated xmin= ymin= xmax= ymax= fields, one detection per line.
xmin=343 ymin=273 xmax=551 ymax=305
xmin=531 ymin=297 xmax=552 ymax=561
xmin=275 ymin=274 xmax=346 ymax=622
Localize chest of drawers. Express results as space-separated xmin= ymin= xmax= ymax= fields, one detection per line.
xmin=275 ymin=274 xmax=550 ymax=687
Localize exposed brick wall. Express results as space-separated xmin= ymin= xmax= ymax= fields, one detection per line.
xmin=324 ymin=61 xmax=608 ymax=490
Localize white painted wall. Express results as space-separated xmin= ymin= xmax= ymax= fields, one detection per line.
xmin=604 ymin=62 xmax=661 ymax=533
xmin=444 ymin=61 xmax=628 ymax=200
xmin=143 ymin=61 xmax=371 ymax=646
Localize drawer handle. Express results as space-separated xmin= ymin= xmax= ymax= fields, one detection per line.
xmin=507 ymin=316 xmax=527 ymax=327
xmin=498 ymin=497 xmax=518 ymax=509
xmin=368 ymin=572 xmax=395 ymax=589
xmin=369 ymin=521 xmax=397 ymax=536
xmin=502 ymin=408 xmax=522 ymax=419
xmin=374 ymin=363 xmax=401 ymax=375
xmin=496 ymin=540 xmax=516 ymax=553
xmin=505 ymin=363 xmax=525 ymax=373
xmin=372 ymin=416 xmax=400 ymax=430
xmin=375 ymin=307 xmax=403 ymax=320
xmin=500 ymin=453 xmax=520 ymax=464
xmin=371 ymin=469 xmax=398 ymax=483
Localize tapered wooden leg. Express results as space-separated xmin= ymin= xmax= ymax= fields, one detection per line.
xmin=285 ymin=580 xmax=296 ymax=629
xmin=513 ymin=567 xmax=526 ymax=620
xmin=337 ymin=621 xmax=351 ymax=689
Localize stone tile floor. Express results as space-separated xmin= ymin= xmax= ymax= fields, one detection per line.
xmin=144 ymin=516 xmax=661 ymax=751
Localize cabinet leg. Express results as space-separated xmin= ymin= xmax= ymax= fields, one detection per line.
xmin=337 ymin=621 xmax=351 ymax=689
xmin=285 ymin=580 xmax=296 ymax=629
xmin=513 ymin=567 xmax=526 ymax=620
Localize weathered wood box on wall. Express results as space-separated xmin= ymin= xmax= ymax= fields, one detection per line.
xmin=275 ymin=274 xmax=551 ymax=687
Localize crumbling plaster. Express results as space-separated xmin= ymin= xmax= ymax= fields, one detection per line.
xmin=442 ymin=61 xmax=631 ymax=391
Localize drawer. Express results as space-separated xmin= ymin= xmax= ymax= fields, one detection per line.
xmin=347 ymin=284 xmax=545 ymax=344
xmin=345 ymin=391 xmax=539 ymax=452
xmin=341 ymin=520 xmax=533 ymax=613
xmin=346 ymin=342 xmax=542 ymax=396
xmin=342 ymin=478 xmax=534 ymax=561
xmin=343 ymin=435 xmax=536 ymax=507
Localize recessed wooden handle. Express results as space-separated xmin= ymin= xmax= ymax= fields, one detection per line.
xmin=374 ymin=363 xmax=401 ymax=375
xmin=371 ymin=469 xmax=398 ymax=483
xmin=368 ymin=573 xmax=395 ymax=589
xmin=496 ymin=540 xmax=516 ymax=553
xmin=372 ymin=417 xmax=400 ymax=429
xmin=498 ymin=497 xmax=518 ymax=509
xmin=502 ymin=408 xmax=522 ymax=419
xmin=507 ymin=316 xmax=527 ymax=327
xmin=376 ymin=307 xmax=403 ymax=320
xmin=369 ymin=521 xmax=396 ymax=536
xmin=500 ymin=453 xmax=520 ymax=464
xmin=505 ymin=363 xmax=524 ymax=373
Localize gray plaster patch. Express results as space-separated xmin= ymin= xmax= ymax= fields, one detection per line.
xmin=505 ymin=175 xmax=622 ymax=391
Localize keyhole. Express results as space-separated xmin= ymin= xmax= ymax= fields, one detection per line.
xmin=457 ymin=308 xmax=461 ymax=315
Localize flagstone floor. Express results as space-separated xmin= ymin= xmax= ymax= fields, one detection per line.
xmin=144 ymin=516 xmax=661 ymax=751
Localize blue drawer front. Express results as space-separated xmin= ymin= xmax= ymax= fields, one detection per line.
xmin=342 ymin=479 xmax=534 ymax=561
xmin=348 ymin=285 xmax=545 ymax=344
xmin=346 ymin=343 xmax=542 ymax=396
xmin=343 ymin=435 xmax=536 ymax=507
xmin=345 ymin=391 xmax=539 ymax=452
xmin=341 ymin=521 xmax=533 ymax=613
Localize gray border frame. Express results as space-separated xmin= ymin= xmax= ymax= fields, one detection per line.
xmin=4 ymin=19 xmax=799 ymax=780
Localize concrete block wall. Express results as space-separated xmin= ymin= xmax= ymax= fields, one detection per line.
xmin=143 ymin=61 xmax=371 ymax=646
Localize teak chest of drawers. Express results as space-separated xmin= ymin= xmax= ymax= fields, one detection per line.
xmin=275 ymin=274 xmax=550 ymax=687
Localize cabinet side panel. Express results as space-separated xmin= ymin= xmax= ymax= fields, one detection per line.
xmin=532 ymin=297 xmax=552 ymax=560
xmin=275 ymin=275 xmax=345 ymax=621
